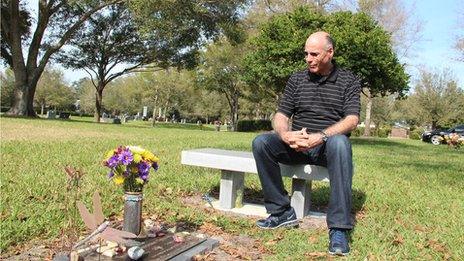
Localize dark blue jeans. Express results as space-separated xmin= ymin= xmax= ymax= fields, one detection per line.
xmin=252 ymin=133 xmax=353 ymax=229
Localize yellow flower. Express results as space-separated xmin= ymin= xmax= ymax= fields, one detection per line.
xmin=142 ymin=150 xmax=158 ymax=162
xmin=104 ymin=149 xmax=115 ymax=160
xmin=113 ymin=175 xmax=124 ymax=185
xmin=136 ymin=178 xmax=144 ymax=185
xmin=133 ymin=153 xmax=142 ymax=163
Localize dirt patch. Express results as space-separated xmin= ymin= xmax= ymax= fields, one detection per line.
xmin=2 ymin=195 xmax=327 ymax=260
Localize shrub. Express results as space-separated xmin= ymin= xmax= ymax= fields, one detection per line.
xmin=237 ymin=120 xmax=272 ymax=132
xmin=409 ymin=129 xmax=422 ymax=140
xmin=375 ymin=126 xmax=392 ymax=138
xmin=351 ymin=127 xmax=364 ymax=137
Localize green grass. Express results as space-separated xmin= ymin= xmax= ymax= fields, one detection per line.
xmin=1 ymin=116 xmax=463 ymax=259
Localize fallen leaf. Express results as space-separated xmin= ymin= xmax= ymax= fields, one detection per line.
xmin=308 ymin=236 xmax=318 ymax=244
xmin=392 ymin=234 xmax=404 ymax=246
xmin=414 ymin=225 xmax=426 ymax=232
xmin=173 ymin=234 xmax=185 ymax=243
xmin=304 ymin=251 xmax=326 ymax=258
xmin=199 ymin=222 xmax=223 ymax=235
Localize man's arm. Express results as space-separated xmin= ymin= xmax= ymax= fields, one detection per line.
xmin=273 ymin=112 xmax=307 ymax=146
xmin=323 ymin=115 xmax=359 ymax=137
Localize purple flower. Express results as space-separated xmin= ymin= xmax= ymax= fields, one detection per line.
xmin=107 ymin=156 xmax=119 ymax=168
xmin=138 ymin=161 xmax=150 ymax=174
xmin=118 ymin=148 xmax=133 ymax=165
xmin=152 ymin=162 xmax=159 ymax=171
xmin=107 ymin=171 xmax=114 ymax=178
xmin=140 ymin=173 xmax=149 ymax=182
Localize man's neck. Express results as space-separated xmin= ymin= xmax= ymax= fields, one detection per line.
xmin=319 ymin=62 xmax=334 ymax=76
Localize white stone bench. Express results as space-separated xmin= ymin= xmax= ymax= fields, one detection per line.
xmin=181 ymin=148 xmax=329 ymax=218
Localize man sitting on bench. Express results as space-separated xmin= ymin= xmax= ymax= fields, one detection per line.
xmin=252 ymin=31 xmax=360 ymax=256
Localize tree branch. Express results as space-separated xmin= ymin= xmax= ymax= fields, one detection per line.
xmin=34 ymin=0 xmax=124 ymax=85
xmin=26 ymin=0 xmax=51 ymax=74
xmin=83 ymin=67 xmax=98 ymax=89
xmin=104 ymin=62 xmax=144 ymax=85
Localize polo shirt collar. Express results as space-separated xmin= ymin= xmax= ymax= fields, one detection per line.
xmin=308 ymin=63 xmax=339 ymax=83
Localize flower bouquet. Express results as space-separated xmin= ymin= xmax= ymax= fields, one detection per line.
xmin=103 ymin=146 xmax=159 ymax=192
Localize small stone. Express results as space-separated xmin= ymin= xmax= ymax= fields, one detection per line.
xmin=127 ymin=246 xmax=145 ymax=260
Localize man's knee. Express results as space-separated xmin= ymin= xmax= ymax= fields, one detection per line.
xmin=252 ymin=134 xmax=269 ymax=153
xmin=326 ymin=135 xmax=351 ymax=152
xmin=252 ymin=133 xmax=279 ymax=153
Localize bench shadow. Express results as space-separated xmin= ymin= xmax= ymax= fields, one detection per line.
xmin=207 ymin=185 xmax=366 ymax=222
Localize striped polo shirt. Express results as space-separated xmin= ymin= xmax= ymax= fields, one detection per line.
xmin=277 ymin=65 xmax=361 ymax=133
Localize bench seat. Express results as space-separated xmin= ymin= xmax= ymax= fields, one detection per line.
xmin=181 ymin=148 xmax=329 ymax=218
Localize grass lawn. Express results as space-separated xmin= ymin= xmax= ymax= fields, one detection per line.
xmin=0 ymin=116 xmax=463 ymax=259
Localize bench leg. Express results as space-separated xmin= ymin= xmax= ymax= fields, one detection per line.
xmin=291 ymin=178 xmax=312 ymax=219
xmin=219 ymin=170 xmax=244 ymax=209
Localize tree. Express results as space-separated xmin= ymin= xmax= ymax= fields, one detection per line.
xmin=196 ymin=39 xmax=247 ymax=130
xmin=58 ymin=1 xmax=246 ymax=122
xmin=57 ymin=3 xmax=153 ymax=122
xmin=324 ymin=11 xmax=409 ymax=136
xmin=243 ymin=8 xmax=409 ymax=133
xmin=354 ymin=0 xmax=422 ymax=135
xmin=356 ymin=0 xmax=423 ymax=57
xmin=1 ymin=0 xmax=122 ymax=117
xmin=73 ymin=78 xmax=96 ymax=115
xmin=34 ymin=68 xmax=76 ymax=115
xmin=405 ymin=70 xmax=464 ymax=129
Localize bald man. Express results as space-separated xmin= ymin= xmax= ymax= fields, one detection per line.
xmin=252 ymin=31 xmax=360 ymax=256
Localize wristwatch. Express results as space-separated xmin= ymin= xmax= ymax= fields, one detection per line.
xmin=320 ymin=130 xmax=328 ymax=142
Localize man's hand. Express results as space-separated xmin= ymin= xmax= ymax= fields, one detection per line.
xmin=280 ymin=129 xmax=307 ymax=146
xmin=280 ymin=128 xmax=324 ymax=152
xmin=293 ymin=132 xmax=324 ymax=152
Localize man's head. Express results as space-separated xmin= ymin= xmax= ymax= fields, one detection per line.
xmin=304 ymin=31 xmax=334 ymax=75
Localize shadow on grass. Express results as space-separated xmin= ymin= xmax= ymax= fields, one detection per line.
xmin=207 ymin=185 xmax=366 ymax=220
xmin=46 ymin=117 xmax=216 ymax=131
xmin=351 ymin=137 xmax=419 ymax=149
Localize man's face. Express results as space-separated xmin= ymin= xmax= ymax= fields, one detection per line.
xmin=304 ymin=40 xmax=333 ymax=74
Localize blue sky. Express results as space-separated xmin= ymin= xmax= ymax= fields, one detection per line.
xmin=402 ymin=0 xmax=463 ymax=87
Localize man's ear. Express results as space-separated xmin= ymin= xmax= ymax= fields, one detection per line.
xmin=327 ymin=47 xmax=334 ymax=58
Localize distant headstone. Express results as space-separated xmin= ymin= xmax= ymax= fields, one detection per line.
xmin=390 ymin=127 xmax=408 ymax=138
xmin=46 ymin=110 xmax=56 ymax=119
xmin=143 ymin=106 xmax=148 ymax=117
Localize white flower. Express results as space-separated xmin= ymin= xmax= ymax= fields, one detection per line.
xmin=127 ymin=145 xmax=144 ymax=154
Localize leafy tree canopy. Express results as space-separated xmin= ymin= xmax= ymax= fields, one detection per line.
xmin=243 ymin=7 xmax=409 ymax=98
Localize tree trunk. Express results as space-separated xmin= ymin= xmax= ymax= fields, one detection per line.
xmin=41 ymin=103 xmax=45 ymax=116
xmin=363 ymin=92 xmax=373 ymax=136
xmin=94 ymin=88 xmax=103 ymax=123
xmin=7 ymin=80 xmax=38 ymax=117
xmin=230 ymin=95 xmax=239 ymax=131
xmin=151 ymin=95 xmax=158 ymax=127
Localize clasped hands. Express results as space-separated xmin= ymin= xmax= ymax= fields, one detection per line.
xmin=281 ymin=128 xmax=324 ymax=152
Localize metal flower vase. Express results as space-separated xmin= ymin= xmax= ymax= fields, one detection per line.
xmin=123 ymin=191 xmax=143 ymax=235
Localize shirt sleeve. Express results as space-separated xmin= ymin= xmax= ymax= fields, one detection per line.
xmin=277 ymin=74 xmax=298 ymax=117
xmin=343 ymin=76 xmax=361 ymax=117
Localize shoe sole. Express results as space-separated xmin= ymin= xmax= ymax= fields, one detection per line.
xmin=328 ymin=250 xmax=349 ymax=256
xmin=257 ymin=219 xmax=299 ymax=229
